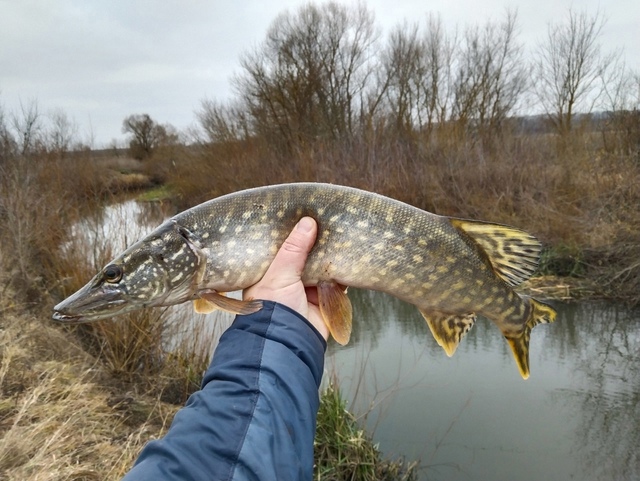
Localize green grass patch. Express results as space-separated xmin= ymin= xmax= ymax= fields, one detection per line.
xmin=315 ymin=383 xmax=418 ymax=481
xmin=136 ymin=184 xmax=174 ymax=202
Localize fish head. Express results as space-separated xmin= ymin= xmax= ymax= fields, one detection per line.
xmin=52 ymin=222 xmax=206 ymax=322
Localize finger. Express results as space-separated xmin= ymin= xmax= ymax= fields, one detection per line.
xmin=259 ymin=217 xmax=317 ymax=289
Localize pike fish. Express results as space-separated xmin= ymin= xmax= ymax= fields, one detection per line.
xmin=53 ymin=183 xmax=556 ymax=379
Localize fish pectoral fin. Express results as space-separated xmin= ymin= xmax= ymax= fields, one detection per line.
xmin=503 ymin=298 xmax=556 ymax=380
xmin=419 ymin=309 xmax=476 ymax=357
xmin=318 ymin=281 xmax=353 ymax=345
xmin=197 ymin=290 xmax=263 ymax=316
xmin=449 ymin=218 xmax=541 ymax=287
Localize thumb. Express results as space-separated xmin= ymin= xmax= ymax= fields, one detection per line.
xmin=261 ymin=217 xmax=317 ymax=288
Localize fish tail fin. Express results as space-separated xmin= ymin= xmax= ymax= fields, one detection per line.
xmin=505 ymin=298 xmax=556 ymax=379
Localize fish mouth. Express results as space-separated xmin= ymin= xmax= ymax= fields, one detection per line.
xmin=51 ymin=310 xmax=105 ymax=323
xmin=52 ymin=284 xmax=128 ymax=323
xmin=51 ymin=311 xmax=83 ymax=323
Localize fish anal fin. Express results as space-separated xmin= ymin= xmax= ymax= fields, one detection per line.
xmin=503 ymin=298 xmax=556 ymax=379
xmin=449 ymin=218 xmax=542 ymax=287
xmin=318 ymin=281 xmax=353 ymax=345
xmin=420 ymin=309 xmax=476 ymax=357
xmin=198 ymin=290 xmax=263 ymax=316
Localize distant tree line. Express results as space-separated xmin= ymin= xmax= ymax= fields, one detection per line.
xmin=196 ymin=2 xmax=638 ymax=154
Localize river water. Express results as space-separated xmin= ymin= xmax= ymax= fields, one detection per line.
xmin=77 ymin=200 xmax=640 ymax=481
xmin=331 ymin=290 xmax=640 ymax=481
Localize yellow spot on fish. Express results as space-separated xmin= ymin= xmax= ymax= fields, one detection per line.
xmin=394 ymin=245 xmax=404 ymax=251
xmin=404 ymin=273 xmax=415 ymax=280
xmin=277 ymin=210 xmax=285 ymax=218
xmin=413 ymin=254 xmax=423 ymax=263
xmin=317 ymin=207 xmax=325 ymax=215
xmin=356 ymin=221 xmax=368 ymax=228
xmin=235 ymin=226 xmax=243 ymax=233
xmin=418 ymin=239 xmax=428 ymax=246
xmin=242 ymin=212 xmax=252 ymax=220
xmin=219 ymin=225 xmax=227 ymax=234
xmin=202 ymin=232 xmax=210 ymax=239
xmin=386 ymin=259 xmax=399 ymax=268
xmin=330 ymin=215 xmax=340 ymax=223
xmin=172 ymin=272 xmax=184 ymax=283
xmin=246 ymin=248 xmax=255 ymax=254
xmin=347 ymin=206 xmax=357 ymax=214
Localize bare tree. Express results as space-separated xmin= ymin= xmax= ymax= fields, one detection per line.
xmin=381 ymin=22 xmax=424 ymax=134
xmin=451 ymin=10 xmax=527 ymax=137
xmin=233 ymin=1 xmax=380 ymax=152
xmin=381 ymin=14 xmax=455 ymax=135
xmin=0 ymin=103 xmax=16 ymax=165
xmin=533 ymin=9 xmax=617 ymax=135
xmin=122 ymin=114 xmax=173 ymax=159
xmin=11 ymin=100 xmax=42 ymax=157
xmin=47 ymin=109 xmax=78 ymax=157
xmin=600 ymin=65 xmax=640 ymax=155
xmin=198 ymin=99 xmax=250 ymax=144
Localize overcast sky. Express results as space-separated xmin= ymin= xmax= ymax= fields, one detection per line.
xmin=1 ymin=0 xmax=638 ymax=147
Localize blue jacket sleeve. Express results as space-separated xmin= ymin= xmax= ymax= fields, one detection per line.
xmin=122 ymin=301 xmax=326 ymax=481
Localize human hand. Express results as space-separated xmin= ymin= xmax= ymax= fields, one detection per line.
xmin=243 ymin=217 xmax=329 ymax=341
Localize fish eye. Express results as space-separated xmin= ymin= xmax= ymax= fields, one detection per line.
xmin=103 ymin=264 xmax=123 ymax=283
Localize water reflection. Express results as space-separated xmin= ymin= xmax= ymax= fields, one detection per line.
xmin=328 ymin=291 xmax=640 ymax=481
xmin=63 ymin=199 xmax=175 ymax=267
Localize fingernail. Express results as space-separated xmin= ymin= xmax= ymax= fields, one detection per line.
xmin=297 ymin=217 xmax=314 ymax=233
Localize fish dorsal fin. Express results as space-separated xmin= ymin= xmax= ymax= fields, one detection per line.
xmin=450 ymin=218 xmax=541 ymax=287
xmin=419 ymin=309 xmax=476 ymax=357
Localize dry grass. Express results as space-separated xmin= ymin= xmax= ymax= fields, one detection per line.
xmin=0 ymin=251 xmax=179 ymax=481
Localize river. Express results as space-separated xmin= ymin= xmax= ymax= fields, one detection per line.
xmin=74 ymin=199 xmax=640 ymax=481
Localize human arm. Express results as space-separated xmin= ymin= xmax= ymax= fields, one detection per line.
xmin=122 ymin=218 xmax=328 ymax=481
